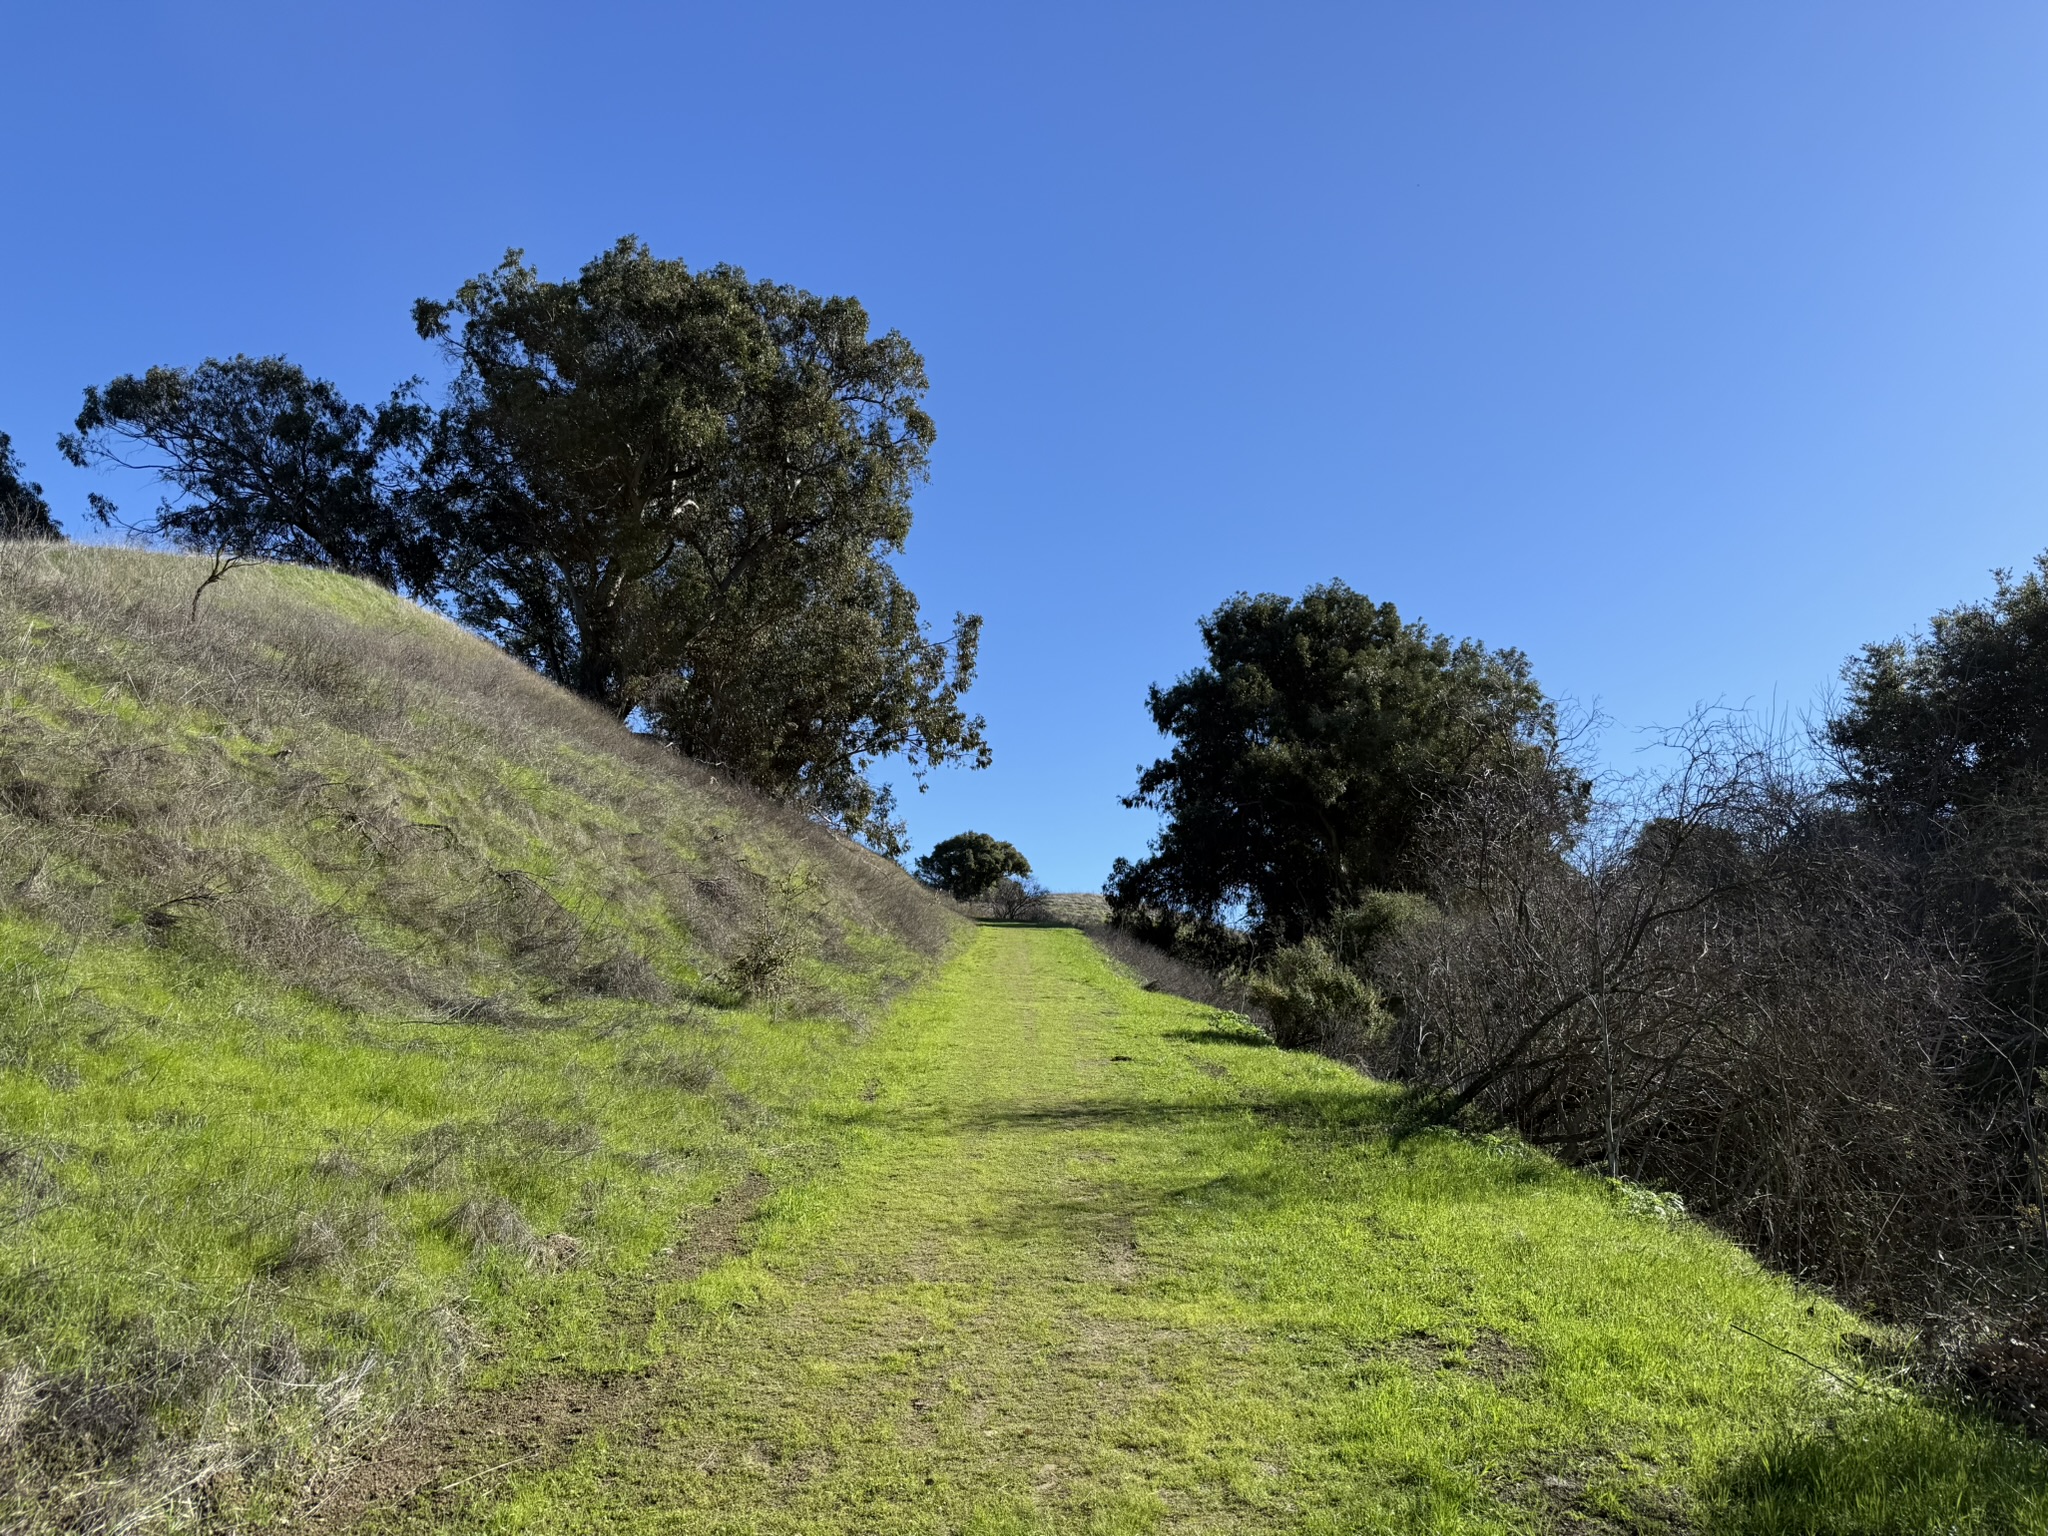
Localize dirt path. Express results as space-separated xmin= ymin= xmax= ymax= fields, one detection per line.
xmin=298 ymin=1173 xmax=773 ymax=1529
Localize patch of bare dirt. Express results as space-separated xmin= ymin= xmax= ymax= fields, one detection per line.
xmin=290 ymin=1173 xmax=772 ymax=1531
xmin=1492 ymin=1456 xmax=1695 ymax=1534
xmin=1384 ymin=1327 xmax=1535 ymax=1382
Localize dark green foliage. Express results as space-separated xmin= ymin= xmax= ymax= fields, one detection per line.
xmin=1112 ymin=581 xmax=1557 ymax=945
xmin=1322 ymin=889 xmax=1437 ymax=962
xmin=415 ymin=240 xmax=988 ymax=851
xmin=914 ymin=832 xmax=1031 ymax=900
xmin=1830 ymin=554 xmax=2048 ymax=829
xmin=645 ymin=552 xmax=985 ymax=857
xmin=1828 ymin=558 xmax=2048 ymax=1028
xmin=0 ymin=433 xmax=61 ymax=540
xmin=1241 ymin=894 xmax=1430 ymax=1050
xmin=1828 ymin=554 xmax=2048 ymax=1225
xmin=1245 ymin=935 xmax=1381 ymax=1049
xmin=55 ymin=242 xmax=987 ymax=854
xmin=59 ymin=357 xmax=435 ymax=591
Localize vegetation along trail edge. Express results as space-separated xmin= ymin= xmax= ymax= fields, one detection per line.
xmin=320 ymin=926 xmax=2047 ymax=1535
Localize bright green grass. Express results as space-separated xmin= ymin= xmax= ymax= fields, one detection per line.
xmin=0 ymin=911 xmax=897 ymax=1532
xmin=355 ymin=928 xmax=2048 ymax=1536
xmin=0 ymin=545 xmax=957 ymax=1531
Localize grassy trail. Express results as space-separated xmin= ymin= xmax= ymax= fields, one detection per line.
xmin=342 ymin=927 xmax=2047 ymax=1535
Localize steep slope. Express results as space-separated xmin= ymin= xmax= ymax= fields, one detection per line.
xmin=0 ymin=543 xmax=961 ymax=1531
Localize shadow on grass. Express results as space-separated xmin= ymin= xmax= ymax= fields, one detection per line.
xmin=856 ymin=1090 xmax=1567 ymax=1206
xmin=1161 ymin=1025 xmax=1273 ymax=1049
xmin=914 ymin=1087 xmax=1402 ymax=1138
xmin=1707 ymin=1400 xmax=2048 ymax=1535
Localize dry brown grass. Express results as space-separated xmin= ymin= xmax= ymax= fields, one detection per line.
xmin=0 ymin=541 xmax=956 ymax=1015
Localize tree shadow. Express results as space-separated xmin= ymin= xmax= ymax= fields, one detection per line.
xmin=1705 ymin=1400 xmax=2048 ymax=1532
xmin=1162 ymin=1025 xmax=1272 ymax=1048
xmin=930 ymin=1087 xmax=1402 ymax=1139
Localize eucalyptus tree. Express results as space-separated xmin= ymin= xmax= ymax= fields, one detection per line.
xmin=59 ymin=358 xmax=435 ymax=589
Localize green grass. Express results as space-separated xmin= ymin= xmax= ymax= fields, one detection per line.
xmin=353 ymin=928 xmax=2048 ymax=1535
xmin=4 ymin=545 xmax=2044 ymax=1532
xmin=0 ymin=543 xmax=959 ymax=1531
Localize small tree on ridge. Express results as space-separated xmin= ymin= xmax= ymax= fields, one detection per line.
xmin=915 ymin=832 xmax=1031 ymax=900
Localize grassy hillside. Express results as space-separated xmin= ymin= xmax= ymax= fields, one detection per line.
xmin=3 ymin=544 xmax=2044 ymax=1535
xmin=0 ymin=543 xmax=961 ymax=1531
xmin=340 ymin=928 xmax=2048 ymax=1535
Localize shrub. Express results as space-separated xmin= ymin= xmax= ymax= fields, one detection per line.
xmin=985 ymin=875 xmax=1050 ymax=922
xmin=1247 ymin=937 xmax=1381 ymax=1050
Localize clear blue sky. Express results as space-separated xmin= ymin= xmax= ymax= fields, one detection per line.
xmin=5 ymin=4 xmax=2047 ymax=890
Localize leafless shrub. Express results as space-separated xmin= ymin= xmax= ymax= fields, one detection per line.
xmin=489 ymin=1110 xmax=599 ymax=1160
xmin=621 ymin=1045 xmax=724 ymax=1093
xmin=382 ymin=1122 xmax=471 ymax=1192
xmin=1369 ymin=709 xmax=1995 ymax=1315
xmin=262 ymin=1208 xmax=383 ymax=1279
xmin=719 ymin=917 xmax=806 ymax=1013
xmin=984 ymin=875 xmax=1052 ymax=922
xmin=529 ymin=1233 xmax=584 ymax=1272
xmin=570 ymin=945 xmax=667 ymax=1001
xmin=493 ymin=869 xmax=588 ymax=977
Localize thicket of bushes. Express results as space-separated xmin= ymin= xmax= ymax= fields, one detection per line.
xmin=1110 ymin=566 xmax=2048 ymax=1432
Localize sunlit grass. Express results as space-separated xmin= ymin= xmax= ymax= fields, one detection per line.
xmin=3 ymin=543 xmax=2041 ymax=1533
xmin=0 ymin=542 xmax=957 ymax=1531
xmin=361 ymin=929 xmax=2048 ymax=1535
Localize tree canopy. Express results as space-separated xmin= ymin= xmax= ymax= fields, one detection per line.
xmin=0 ymin=433 xmax=61 ymax=540
xmin=1827 ymin=553 xmax=2048 ymax=1051
xmin=59 ymin=241 xmax=987 ymax=855
xmin=1830 ymin=554 xmax=2048 ymax=831
xmin=412 ymin=242 xmax=986 ymax=850
xmin=915 ymin=832 xmax=1031 ymax=899
xmin=59 ymin=357 xmax=436 ymax=591
xmin=1111 ymin=581 xmax=1556 ymax=945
